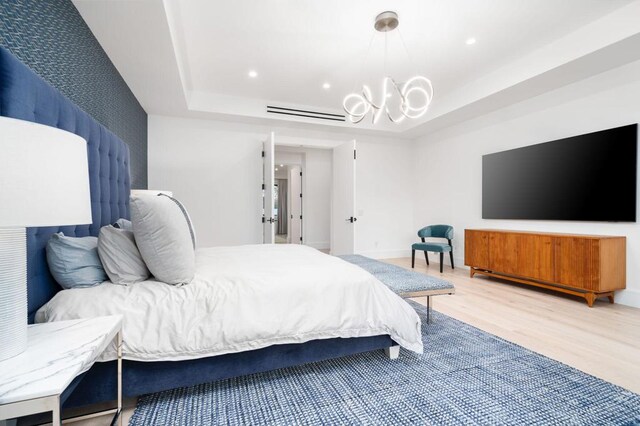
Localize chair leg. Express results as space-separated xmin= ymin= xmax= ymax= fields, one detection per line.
xmin=450 ymin=250 xmax=455 ymax=269
xmin=424 ymin=251 xmax=429 ymax=266
xmin=411 ymin=249 xmax=415 ymax=268
xmin=439 ymin=252 xmax=444 ymax=273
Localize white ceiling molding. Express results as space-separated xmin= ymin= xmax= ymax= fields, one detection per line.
xmin=405 ymin=1 xmax=640 ymax=136
xmin=162 ymin=0 xmax=192 ymax=106
xmin=73 ymin=0 xmax=640 ymax=138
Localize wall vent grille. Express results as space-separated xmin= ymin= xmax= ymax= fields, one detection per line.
xmin=266 ymin=105 xmax=346 ymax=122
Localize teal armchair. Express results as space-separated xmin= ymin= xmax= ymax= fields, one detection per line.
xmin=411 ymin=225 xmax=454 ymax=273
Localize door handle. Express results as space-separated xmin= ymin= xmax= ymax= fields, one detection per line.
xmin=346 ymin=216 xmax=358 ymax=223
xmin=268 ymin=217 xmax=275 ymax=223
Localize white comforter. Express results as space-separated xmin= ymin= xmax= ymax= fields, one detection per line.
xmin=36 ymin=244 xmax=423 ymax=361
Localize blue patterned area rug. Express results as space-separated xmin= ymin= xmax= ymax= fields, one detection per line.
xmin=129 ymin=302 xmax=640 ymax=425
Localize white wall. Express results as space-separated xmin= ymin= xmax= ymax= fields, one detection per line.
xmin=149 ymin=115 xmax=415 ymax=257
xmin=275 ymin=167 xmax=288 ymax=179
xmin=148 ymin=116 xmax=264 ymax=246
xmin=355 ymin=140 xmax=415 ymax=259
xmin=413 ymin=59 xmax=640 ymax=307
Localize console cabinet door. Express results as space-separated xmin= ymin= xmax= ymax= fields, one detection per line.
xmin=488 ymin=233 xmax=554 ymax=281
xmin=465 ymin=230 xmax=490 ymax=269
xmin=553 ymin=237 xmax=600 ymax=290
xmin=517 ymin=235 xmax=554 ymax=282
xmin=489 ymin=232 xmax=518 ymax=275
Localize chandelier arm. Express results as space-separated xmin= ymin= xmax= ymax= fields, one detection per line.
xmin=362 ymin=85 xmax=384 ymax=110
xmin=343 ymin=10 xmax=434 ymax=125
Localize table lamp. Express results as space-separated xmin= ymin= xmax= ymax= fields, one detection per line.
xmin=0 ymin=116 xmax=91 ymax=361
xmin=130 ymin=190 xmax=173 ymax=197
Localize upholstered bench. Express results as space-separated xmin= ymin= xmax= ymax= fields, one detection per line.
xmin=339 ymin=255 xmax=455 ymax=323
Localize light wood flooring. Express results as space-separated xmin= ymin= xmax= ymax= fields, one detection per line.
xmin=385 ymin=257 xmax=640 ymax=394
xmin=67 ymin=257 xmax=640 ymax=425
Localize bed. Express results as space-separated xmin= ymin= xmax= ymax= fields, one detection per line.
xmin=0 ymin=46 xmax=421 ymax=409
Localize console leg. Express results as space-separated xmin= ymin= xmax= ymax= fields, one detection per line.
xmin=585 ymin=293 xmax=596 ymax=307
xmin=384 ymin=345 xmax=400 ymax=360
xmin=470 ymin=268 xmax=475 ymax=278
xmin=607 ymin=294 xmax=615 ymax=304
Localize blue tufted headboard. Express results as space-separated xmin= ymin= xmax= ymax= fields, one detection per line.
xmin=0 ymin=47 xmax=131 ymax=322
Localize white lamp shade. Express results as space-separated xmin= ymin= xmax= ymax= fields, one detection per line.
xmin=0 ymin=116 xmax=92 ymax=227
xmin=131 ymin=189 xmax=173 ymax=197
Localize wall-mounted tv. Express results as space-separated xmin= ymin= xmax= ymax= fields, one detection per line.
xmin=482 ymin=124 xmax=637 ymax=222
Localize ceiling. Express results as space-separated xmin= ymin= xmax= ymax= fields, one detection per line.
xmin=73 ymin=0 xmax=640 ymax=137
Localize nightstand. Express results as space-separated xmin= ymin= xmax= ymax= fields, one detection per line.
xmin=0 ymin=316 xmax=123 ymax=426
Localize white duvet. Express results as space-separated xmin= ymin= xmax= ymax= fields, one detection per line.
xmin=35 ymin=244 xmax=423 ymax=361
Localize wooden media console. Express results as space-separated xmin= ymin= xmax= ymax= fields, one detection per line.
xmin=464 ymin=229 xmax=626 ymax=307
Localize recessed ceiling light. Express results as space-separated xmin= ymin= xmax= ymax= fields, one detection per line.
xmin=279 ymin=164 xmax=284 ymax=167
xmin=275 ymin=168 xmax=279 ymax=171
xmin=248 ymin=70 xmax=258 ymax=78
xmin=323 ymin=82 xmax=331 ymax=90
xmin=466 ymin=38 xmax=476 ymax=45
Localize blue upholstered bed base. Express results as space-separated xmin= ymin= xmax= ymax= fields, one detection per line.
xmin=64 ymin=335 xmax=393 ymax=408
xmin=0 ymin=46 xmax=393 ymax=409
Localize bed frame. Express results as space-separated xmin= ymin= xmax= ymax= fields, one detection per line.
xmin=0 ymin=47 xmax=394 ymax=409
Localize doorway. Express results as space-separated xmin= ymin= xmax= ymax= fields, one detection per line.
xmin=264 ymin=136 xmax=353 ymax=254
xmin=273 ymin=161 xmax=302 ymax=244
xmin=273 ymin=147 xmax=331 ymax=251
xmin=273 ymin=164 xmax=302 ymax=244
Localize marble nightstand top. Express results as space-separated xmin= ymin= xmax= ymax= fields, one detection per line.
xmin=0 ymin=316 xmax=122 ymax=405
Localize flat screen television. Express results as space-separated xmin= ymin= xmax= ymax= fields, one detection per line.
xmin=482 ymin=124 xmax=638 ymax=222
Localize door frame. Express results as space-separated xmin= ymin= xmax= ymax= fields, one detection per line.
xmin=262 ymin=132 xmax=275 ymax=244
xmin=287 ymin=165 xmax=303 ymax=244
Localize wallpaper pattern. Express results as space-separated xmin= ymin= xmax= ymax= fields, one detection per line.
xmin=0 ymin=0 xmax=148 ymax=188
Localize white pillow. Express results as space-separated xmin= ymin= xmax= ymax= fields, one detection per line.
xmin=114 ymin=218 xmax=133 ymax=231
xmin=98 ymin=225 xmax=150 ymax=285
xmin=130 ymin=194 xmax=195 ymax=285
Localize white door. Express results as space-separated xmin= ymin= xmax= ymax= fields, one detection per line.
xmin=289 ymin=166 xmax=302 ymax=244
xmin=263 ymin=132 xmax=275 ymax=243
xmin=331 ymin=140 xmax=356 ymax=255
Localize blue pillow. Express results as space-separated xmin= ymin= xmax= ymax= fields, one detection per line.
xmin=46 ymin=233 xmax=107 ymax=289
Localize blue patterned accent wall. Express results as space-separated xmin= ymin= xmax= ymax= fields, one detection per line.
xmin=0 ymin=0 xmax=148 ymax=188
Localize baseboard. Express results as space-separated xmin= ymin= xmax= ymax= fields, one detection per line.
xmin=356 ymin=249 xmax=412 ymax=259
xmin=616 ymin=289 xmax=640 ymax=308
xmin=356 ymin=250 xmax=466 ymax=267
xmin=305 ymin=241 xmax=330 ymax=250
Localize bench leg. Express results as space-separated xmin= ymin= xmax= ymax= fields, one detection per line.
xmin=424 ymin=251 xmax=429 ymax=266
xmin=411 ymin=249 xmax=415 ymax=268
xmin=450 ymin=250 xmax=455 ymax=269
xmin=439 ymin=253 xmax=444 ymax=273
xmin=384 ymin=345 xmax=400 ymax=360
xmin=427 ymin=295 xmax=431 ymax=324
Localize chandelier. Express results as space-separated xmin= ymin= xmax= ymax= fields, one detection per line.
xmin=343 ymin=11 xmax=433 ymax=125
